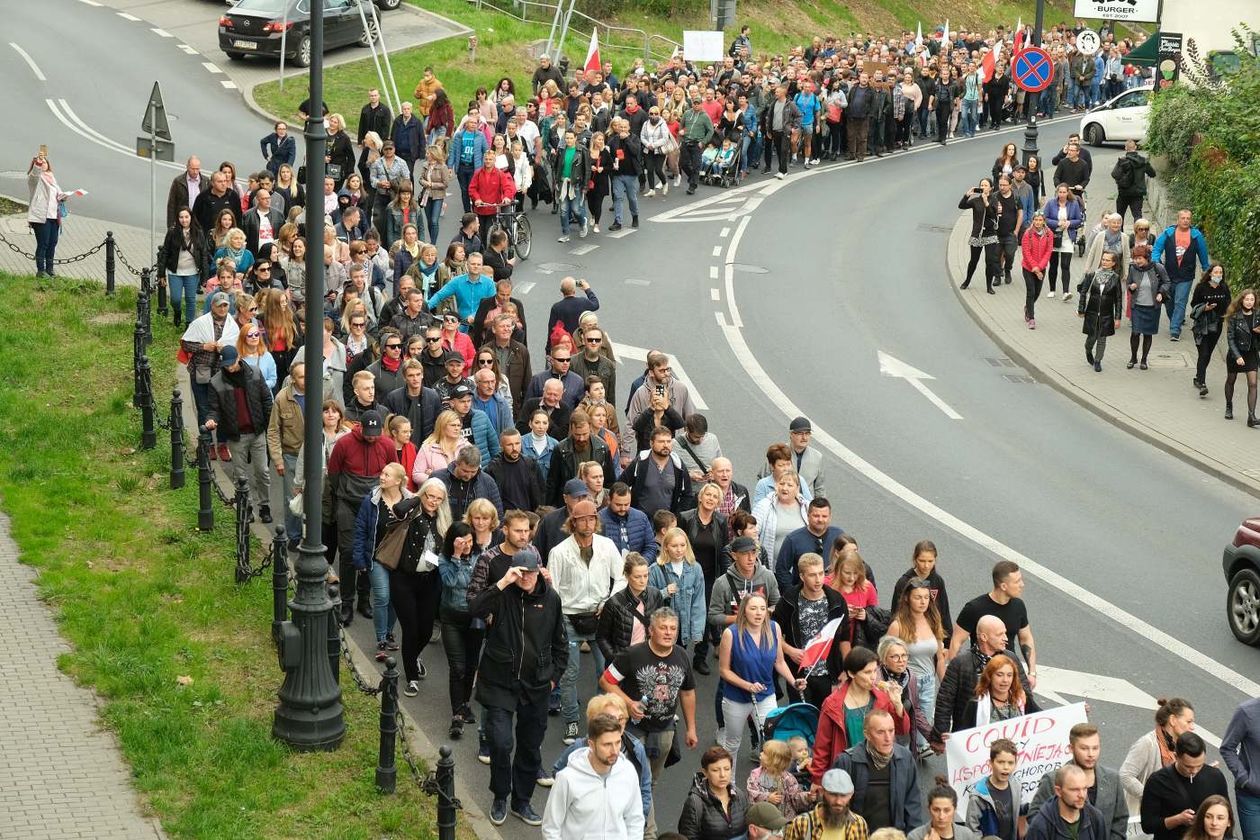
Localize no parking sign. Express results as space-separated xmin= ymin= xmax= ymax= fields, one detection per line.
xmin=1012 ymin=47 xmax=1055 ymax=93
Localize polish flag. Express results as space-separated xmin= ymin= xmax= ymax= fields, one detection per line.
xmin=915 ymin=22 xmax=923 ymax=49
xmin=1014 ymin=18 xmax=1025 ymax=56
xmin=798 ymin=617 xmax=844 ymax=671
xmin=981 ymin=39 xmax=1004 ymax=83
xmin=584 ymin=29 xmax=601 ymax=76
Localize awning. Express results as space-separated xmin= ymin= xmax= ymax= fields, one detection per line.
xmin=1126 ymin=32 xmax=1159 ymax=66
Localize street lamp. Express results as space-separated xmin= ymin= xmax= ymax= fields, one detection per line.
xmin=273 ymin=0 xmax=346 ymax=751
xmin=1023 ymin=0 xmax=1046 ymax=166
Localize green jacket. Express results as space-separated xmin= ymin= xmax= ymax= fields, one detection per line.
xmin=681 ymin=108 xmax=715 ymax=144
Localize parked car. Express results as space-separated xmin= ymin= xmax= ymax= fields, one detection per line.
xmin=1079 ymin=84 xmax=1154 ymax=147
xmin=218 ymin=0 xmax=391 ymax=68
xmin=1223 ymin=516 xmax=1260 ymax=646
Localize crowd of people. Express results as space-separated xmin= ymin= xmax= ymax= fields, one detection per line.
xmin=103 ymin=8 xmax=1260 ymax=840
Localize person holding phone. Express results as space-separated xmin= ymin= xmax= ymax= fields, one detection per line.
xmin=27 ymin=151 xmax=73 ymax=278
xmin=958 ymin=178 xmax=1001 ymax=294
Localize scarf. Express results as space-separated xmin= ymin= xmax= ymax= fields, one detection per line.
xmin=975 ymin=690 xmax=1024 ymax=727
xmin=866 ymin=742 xmax=892 ymax=771
xmin=402 ymin=240 xmax=420 ymax=261
xmin=1156 ymin=727 xmax=1176 ymax=768
xmin=1104 ymin=228 xmax=1123 ymax=251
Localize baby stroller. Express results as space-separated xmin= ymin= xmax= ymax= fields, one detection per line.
xmin=763 ymin=702 xmax=820 ymax=749
xmin=700 ymin=142 xmax=740 ymax=188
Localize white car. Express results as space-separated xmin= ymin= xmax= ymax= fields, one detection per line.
xmin=1079 ymin=84 xmax=1154 ymax=146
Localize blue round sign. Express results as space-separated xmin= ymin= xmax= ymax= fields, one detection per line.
xmin=1012 ymin=47 xmax=1054 ymax=93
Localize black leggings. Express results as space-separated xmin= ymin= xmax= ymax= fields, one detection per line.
xmin=1049 ymin=252 xmax=1074 ymax=292
xmin=1196 ymin=329 xmax=1221 ymax=384
xmin=965 ymin=244 xmax=1001 ymax=288
xmin=390 ymin=569 xmax=440 ymax=682
xmin=644 ymin=151 xmax=667 ymax=191
xmin=440 ymin=612 xmax=484 ymax=715
xmin=1130 ymin=333 xmax=1153 ymax=364
xmin=1085 ymin=333 xmax=1109 ymax=362
xmin=1023 ymin=268 xmax=1043 ymax=320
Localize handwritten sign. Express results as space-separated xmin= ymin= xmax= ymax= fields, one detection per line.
xmin=945 ymin=703 xmax=1088 ymax=813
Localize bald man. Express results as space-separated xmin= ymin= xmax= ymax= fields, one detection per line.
xmin=931 ymin=614 xmax=1036 ymax=747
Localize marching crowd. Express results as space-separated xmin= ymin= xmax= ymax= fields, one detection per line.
xmin=39 ymin=7 xmax=1246 ymax=840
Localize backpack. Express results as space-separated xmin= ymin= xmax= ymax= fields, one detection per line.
xmin=1112 ymin=157 xmax=1143 ymax=194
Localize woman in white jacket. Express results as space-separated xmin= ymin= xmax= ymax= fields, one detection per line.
xmin=640 ymin=107 xmax=673 ymax=198
xmin=27 ymin=153 xmax=72 ymax=278
xmin=542 ymin=714 xmax=645 ymax=840
xmin=750 ymin=471 xmax=809 ymax=565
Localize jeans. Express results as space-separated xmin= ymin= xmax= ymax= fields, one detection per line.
xmin=1166 ymin=280 xmax=1192 ymax=337
xmin=32 ymin=220 xmax=60 ymax=274
xmin=1089 ymin=81 xmax=1101 ymax=106
xmin=225 ymin=432 xmax=271 ymax=508
xmin=558 ymin=192 xmax=587 ymax=235
xmin=484 ymin=694 xmax=548 ymax=808
xmin=369 ymin=560 xmax=396 ymax=643
xmin=961 ymin=100 xmax=980 ymax=137
xmin=456 ymin=165 xmax=475 ymax=213
xmin=426 ymin=126 xmax=448 ymax=148
xmin=423 ymin=197 xmax=443 ymax=245
xmin=720 ymin=694 xmax=777 ymax=776
xmin=440 ymin=612 xmax=483 ymax=714
xmin=1237 ymin=791 xmax=1260 ymax=840
xmin=167 ymin=273 xmax=198 ymax=323
xmin=611 ymin=174 xmax=638 ymax=224
xmin=915 ymin=670 xmax=938 ymax=750
xmin=190 ymin=379 xmax=212 ymax=428
xmin=559 ymin=615 xmax=606 ymax=724
xmin=390 ymin=569 xmax=439 ymax=682
xmin=281 ymin=452 xmax=301 ymax=542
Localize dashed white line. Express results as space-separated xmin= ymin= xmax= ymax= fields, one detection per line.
xmin=221 ymin=80 xmax=238 ymax=89
xmin=8 ymin=43 xmax=46 ymax=82
xmin=117 ymin=12 xmax=140 ymax=21
xmin=78 ymin=0 xmax=103 ymax=5
xmin=570 ymin=244 xmax=598 ymax=256
xmin=719 ymin=227 xmax=731 ymax=238
xmin=177 ymin=44 xmax=199 ymax=55
xmin=605 ymin=228 xmax=636 ymax=239
xmin=202 ymin=61 xmax=224 ymax=74
xmin=625 ymin=278 xmax=651 ymax=287
xmin=708 ymin=266 xmax=719 ymax=280
xmin=710 ymin=288 xmax=720 ymax=301
xmin=711 ymin=245 xmax=722 ymax=257
xmin=151 ymin=28 xmax=173 ymax=38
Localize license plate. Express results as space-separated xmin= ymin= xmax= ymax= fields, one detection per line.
xmin=233 ymin=39 xmax=257 ymax=50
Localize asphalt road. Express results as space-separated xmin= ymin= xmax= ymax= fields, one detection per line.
xmin=10 ymin=7 xmax=1260 ymax=835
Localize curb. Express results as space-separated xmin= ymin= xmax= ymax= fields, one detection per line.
xmin=239 ymin=2 xmax=473 ymax=124
xmin=944 ymin=214 xmax=1260 ymax=501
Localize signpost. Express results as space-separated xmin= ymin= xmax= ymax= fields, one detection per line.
xmin=1012 ymin=46 xmax=1055 ymax=93
xmin=138 ymin=82 xmax=173 ymax=266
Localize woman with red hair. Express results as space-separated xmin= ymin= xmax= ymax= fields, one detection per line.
xmin=958 ymin=653 xmax=1040 ymax=730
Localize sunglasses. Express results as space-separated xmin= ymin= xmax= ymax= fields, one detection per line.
xmin=586 ymin=338 xmax=602 ymax=344
xmin=552 ymin=357 xmax=571 ymax=363
xmin=249 ymin=307 xmax=259 ymax=313
xmin=425 ymin=337 xmax=442 ymax=343
xmin=247 ymin=331 xmax=261 ymax=338
xmin=256 ymin=266 xmax=271 ymax=272
xmin=477 ymin=358 xmax=495 ymax=365
xmin=351 ymin=321 xmax=366 ymax=327
xmin=385 ymin=343 xmax=402 ymax=350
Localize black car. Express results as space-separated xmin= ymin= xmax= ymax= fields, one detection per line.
xmin=219 ymin=0 xmax=394 ymax=67
xmin=1222 ymin=515 xmax=1260 ymax=646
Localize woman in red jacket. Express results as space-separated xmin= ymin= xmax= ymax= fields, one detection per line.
xmin=1021 ymin=210 xmax=1054 ymax=329
xmin=811 ymin=646 xmax=911 ymax=784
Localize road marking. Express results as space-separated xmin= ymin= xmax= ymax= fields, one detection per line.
xmin=177 ymin=44 xmax=199 ymax=55
xmin=117 ymin=11 xmax=140 ymax=20
xmin=710 ymin=288 xmax=720 ymax=301
xmin=718 ymin=201 xmax=1260 ymax=701
xmin=151 ymin=28 xmax=173 ymax=38
xmin=202 ymin=61 xmax=224 ymax=74
xmin=570 ymin=244 xmax=598 ymax=256
xmin=8 ymin=43 xmax=46 ymax=82
xmin=78 ymin=0 xmax=103 ymax=5
xmin=624 ymin=278 xmax=651 ymax=287
xmin=221 ymin=80 xmax=238 ymax=89
xmin=46 ymin=99 xmax=132 ymax=156
xmin=514 ymin=281 xmax=535 ymax=295
xmin=877 ymin=351 xmax=963 ymax=420
xmin=605 ymin=227 xmax=636 ymax=239
xmin=617 ymin=344 xmax=709 ymax=410
xmin=719 ymin=227 xmax=731 ymax=238
xmin=711 ymin=245 xmax=723 ymax=257
xmin=709 ymin=266 xmax=719 ymax=280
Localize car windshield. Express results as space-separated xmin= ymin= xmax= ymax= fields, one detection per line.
xmin=233 ymin=0 xmax=289 ymax=12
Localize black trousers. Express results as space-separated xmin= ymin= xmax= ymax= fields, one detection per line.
xmin=1049 ymin=252 xmax=1074 ymax=292
xmin=484 ymin=693 xmax=549 ymax=808
xmin=390 ymin=569 xmax=439 ymax=682
xmin=1197 ymin=329 xmax=1221 ymax=384
xmin=1024 ymin=268 xmax=1044 ymax=320
xmin=335 ymin=498 xmax=371 ymax=607
xmin=440 ymin=610 xmax=484 ymax=714
xmin=935 ymin=108 xmax=950 ymax=144
xmin=1116 ymin=195 xmax=1144 ymax=226
xmin=766 ymin=130 xmax=789 ymax=174
xmin=681 ymin=140 xmax=703 ymax=189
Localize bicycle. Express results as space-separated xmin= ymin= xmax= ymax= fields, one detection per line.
xmin=481 ymin=201 xmax=532 ymax=261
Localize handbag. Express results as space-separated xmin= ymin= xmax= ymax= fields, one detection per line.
xmin=569 ymin=612 xmax=598 ymax=636
xmin=288 ymin=492 xmax=304 ymax=518
xmin=374 ymin=515 xmax=412 ymax=570
xmin=327 ymin=164 xmax=343 ymax=182
xmin=1076 ymin=232 xmax=1087 ymax=257
xmin=662 ymin=133 xmax=680 ymax=155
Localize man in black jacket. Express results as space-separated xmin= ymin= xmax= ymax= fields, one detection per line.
xmin=241 ymin=189 xmax=286 ymax=256
xmin=205 ymin=346 xmax=274 ymax=523
xmin=192 ymin=170 xmax=241 ymax=233
xmin=382 ymin=360 xmax=441 ymax=446
xmin=932 ymin=614 xmax=1035 ymax=743
xmin=470 ymin=548 xmax=568 ymax=827
xmin=482 ymin=228 xmax=514 ymax=282
xmin=545 ymin=409 xmax=615 ymax=506
xmin=486 ymin=429 xmax=545 ymax=512
xmin=1139 ymin=733 xmax=1229 ymax=840
xmin=773 ymin=553 xmax=848 ymax=706
xmin=167 ymin=156 xmax=210 ymax=229
xmin=473 ymin=279 xmax=528 ymax=348
xmin=1111 ymin=140 xmax=1157 ymax=225
xmin=606 ymin=117 xmax=641 ymax=231
xmin=621 ymin=426 xmax=694 ymax=516
xmin=357 ymin=88 xmax=393 ymax=149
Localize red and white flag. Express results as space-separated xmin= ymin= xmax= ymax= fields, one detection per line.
xmin=1013 ymin=18 xmax=1025 ymax=56
xmin=981 ymin=40 xmax=1004 ymax=83
xmin=584 ymin=29 xmax=601 ymax=75
xmin=798 ymin=617 xmax=844 ymax=671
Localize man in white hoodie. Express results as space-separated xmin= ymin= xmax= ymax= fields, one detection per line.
xmin=542 ymin=714 xmax=645 ymax=840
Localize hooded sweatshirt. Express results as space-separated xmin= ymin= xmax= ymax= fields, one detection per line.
xmin=541 ymin=746 xmax=646 ymax=840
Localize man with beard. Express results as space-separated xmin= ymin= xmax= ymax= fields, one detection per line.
xmin=1029 ymin=723 xmax=1129 ymax=839
xmin=486 ymin=429 xmax=545 ymax=512
xmin=1027 ymin=764 xmax=1107 ymax=840
xmin=785 ymin=768 xmax=868 ymax=840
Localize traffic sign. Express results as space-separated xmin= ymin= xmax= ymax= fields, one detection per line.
xmin=1076 ymin=29 xmax=1100 ymax=55
xmin=140 ymin=81 xmax=172 ymax=142
xmin=1012 ymin=46 xmax=1054 ymax=93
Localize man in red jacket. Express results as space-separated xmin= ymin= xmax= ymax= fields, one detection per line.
xmin=468 ymin=150 xmax=516 ymax=230
xmin=1020 ymin=210 xmax=1054 ymax=329
xmin=326 ymin=409 xmax=397 ymax=625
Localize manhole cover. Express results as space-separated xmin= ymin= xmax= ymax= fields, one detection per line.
xmin=732 ymin=263 xmax=769 ymax=274
xmin=537 ymin=262 xmax=579 ymax=272
xmin=1145 ymin=352 xmax=1190 ymax=369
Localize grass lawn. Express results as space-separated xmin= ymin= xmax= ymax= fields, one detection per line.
xmin=0 ymin=273 xmax=467 ymax=839
xmin=253 ymin=0 xmax=1089 ymax=124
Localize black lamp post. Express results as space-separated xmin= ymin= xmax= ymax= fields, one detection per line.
xmin=273 ymin=0 xmax=346 ymax=751
xmin=1023 ymin=0 xmax=1046 ymax=167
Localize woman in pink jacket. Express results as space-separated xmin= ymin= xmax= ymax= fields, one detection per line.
xmin=411 ymin=409 xmax=469 ymax=486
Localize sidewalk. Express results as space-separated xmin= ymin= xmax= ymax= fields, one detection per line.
xmin=0 ymin=511 xmax=166 ymax=840
xmin=0 ymin=211 xmax=149 ymax=287
xmin=946 ymin=182 xmax=1260 ymax=499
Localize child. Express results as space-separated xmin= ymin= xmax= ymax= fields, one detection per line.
xmin=747 ymin=740 xmax=811 ymax=820
xmin=700 ymin=142 xmax=720 ymax=177
xmin=715 ymin=137 xmax=736 ymax=173
xmin=831 ymin=548 xmax=880 ymax=647
xmin=965 ymin=737 xmax=1023 ymax=840
xmin=787 ymin=736 xmax=813 ymax=791
xmin=652 ymin=509 xmax=677 ymax=552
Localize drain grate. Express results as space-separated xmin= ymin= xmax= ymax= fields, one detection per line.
xmin=984 ymin=357 xmax=1018 ymax=368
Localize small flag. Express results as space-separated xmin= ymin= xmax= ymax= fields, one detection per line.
xmin=981 ymin=39 xmax=1004 ymax=83
xmin=798 ymin=617 xmax=844 ymax=671
xmin=1014 ymin=17 xmax=1025 ymax=56
xmin=915 ymin=22 xmax=923 ymax=49
xmin=584 ymin=28 xmax=601 ymax=75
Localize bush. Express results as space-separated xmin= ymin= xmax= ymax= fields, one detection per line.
xmin=1147 ymin=25 xmax=1260 ymax=290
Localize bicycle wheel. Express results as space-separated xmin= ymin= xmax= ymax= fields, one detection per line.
xmin=514 ymin=214 xmax=532 ymax=260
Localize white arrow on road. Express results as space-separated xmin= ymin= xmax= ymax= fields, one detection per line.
xmin=1036 ymin=666 xmax=1221 ymax=747
xmin=877 ymin=351 xmax=963 ymax=420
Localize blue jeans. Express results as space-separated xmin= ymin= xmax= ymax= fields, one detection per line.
xmin=190 ymin=379 xmax=211 ymax=428
xmin=370 ymin=560 xmax=396 ymax=644
xmin=1089 ymin=81 xmax=1101 ymax=106
xmin=611 ymin=174 xmax=638 ymax=224
xmin=426 ymin=125 xmax=448 ymax=148
xmin=559 ymin=192 xmax=587 ymax=235
xmin=961 ymin=100 xmax=980 ymax=137
xmin=1068 ymin=79 xmax=1083 ymax=108
xmin=456 ymin=165 xmax=475 ymax=213
xmin=423 ymin=197 xmax=443 ymax=245
xmin=281 ymin=453 xmax=301 ymax=543
xmin=1237 ymin=791 xmax=1260 ymax=840
xmin=32 ymin=220 xmax=60 ymax=274
xmin=167 ymin=273 xmax=198 ymax=323
xmin=915 ymin=670 xmax=938 ymax=750
xmin=1166 ymin=280 xmax=1192 ymax=337
xmin=559 ymin=616 xmax=605 ymax=725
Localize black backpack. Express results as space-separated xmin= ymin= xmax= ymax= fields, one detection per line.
xmin=1113 ymin=157 xmax=1143 ymax=193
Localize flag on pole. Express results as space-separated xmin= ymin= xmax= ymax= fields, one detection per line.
xmin=915 ymin=21 xmax=923 ymax=49
xmin=798 ymin=617 xmax=844 ymax=672
xmin=981 ymin=39 xmax=1003 ymax=83
xmin=1014 ymin=17 xmax=1025 ymax=56
xmin=943 ymin=19 xmax=949 ymax=49
xmin=584 ymin=28 xmax=601 ymax=75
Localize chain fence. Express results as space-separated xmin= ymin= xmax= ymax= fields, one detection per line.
xmin=0 ymin=226 xmax=108 ymax=266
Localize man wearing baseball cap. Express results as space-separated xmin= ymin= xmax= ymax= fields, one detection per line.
xmin=447 ymin=383 xmax=500 ymax=467
xmin=746 ymin=802 xmax=789 ymax=839
xmin=205 ymin=344 xmax=274 ymax=520
xmin=786 ymin=416 xmax=826 ymax=499
xmin=783 ymin=768 xmax=866 ymax=840
xmin=535 ymin=477 xmax=590 ymax=566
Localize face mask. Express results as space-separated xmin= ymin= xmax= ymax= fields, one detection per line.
xmin=650 ymin=116 xmax=660 ymax=124
xmin=1211 ymin=275 xmax=1223 ymax=285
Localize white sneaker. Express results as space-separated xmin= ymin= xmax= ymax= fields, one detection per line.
xmin=1046 ymin=291 xmax=1056 ymax=299
xmin=803 ymin=160 xmax=812 ymax=169
xmin=1062 ymin=291 xmax=1074 ymax=302
xmin=673 ymin=175 xmax=681 ymax=187
xmin=775 ymin=172 xmax=786 ymax=179
xmin=662 ymin=181 xmax=669 ymax=196
xmin=643 ymin=189 xmax=656 ymax=198
xmin=579 ymin=217 xmax=588 ymax=238
xmin=592 ymin=224 xmax=600 ymax=233
xmin=810 ymin=158 xmax=820 ymax=165
xmin=557 ymin=235 xmax=570 ymax=243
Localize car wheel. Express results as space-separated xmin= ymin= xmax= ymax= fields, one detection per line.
xmin=225 ymin=51 xmax=246 ymax=62
xmin=1228 ymin=566 xmax=1260 ymax=645
xmin=1085 ymin=123 xmax=1105 ymax=147
xmin=375 ymin=0 xmax=401 ymax=9
xmin=358 ymin=18 xmax=380 ymax=47
xmin=293 ymin=34 xmax=312 ymax=68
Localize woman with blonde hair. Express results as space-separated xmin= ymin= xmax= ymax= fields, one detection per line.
xmin=392 ymin=476 xmax=451 ymax=693
xmin=463 ymin=496 xmax=500 ymax=556
xmin=832 ymin=547 xmax=883 ymax=648
xmin=412 ymin=409 xmax=469 ymax=485
xmin=417 ymin=143 xmax=450 ymax=245
xmin=750 ymin=470 xmax=808 ymax=564
xmin=648 ymin=528 xmax=706 ymax=650
xmin=405 ymin=241 xmax=443 ymax=298
xmin=214 ymin=227 xmax=254 ymax=274
xmin=353 ymin=462 xmax=413 ymax=661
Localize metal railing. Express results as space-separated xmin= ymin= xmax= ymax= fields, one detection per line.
xmin=466 ymin=0 xmax=681 ymax=64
